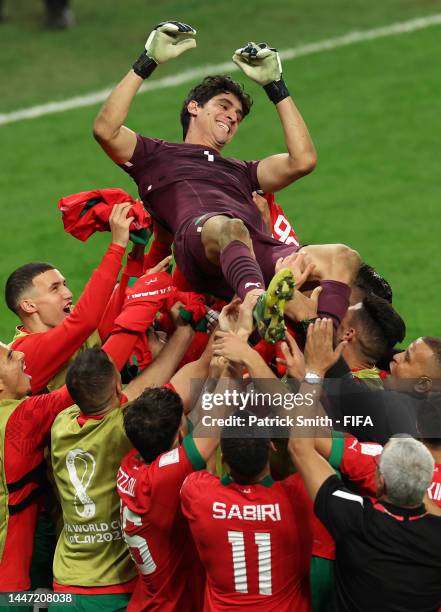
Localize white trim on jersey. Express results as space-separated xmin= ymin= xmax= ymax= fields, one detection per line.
xmin=332 ymin=490 xmax=364 ymax=506
xmin=159 ymin=447 xmax=180 ymax=467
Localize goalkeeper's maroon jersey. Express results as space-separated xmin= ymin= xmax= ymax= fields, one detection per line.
xmin=120 ymin=136 xmax=264 ymax=235
xmin=181 ymin=470 xmax=313 ymax=611
xmin=117 ymin=437 xmax=206 ymax=611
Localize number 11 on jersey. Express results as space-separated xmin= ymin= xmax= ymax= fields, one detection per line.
xmin=228 ymin=530 xmax=272 ymax=595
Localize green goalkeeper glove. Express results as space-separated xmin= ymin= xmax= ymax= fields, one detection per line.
xmin=133 ymin=21 xmax=197 ymax=79
xmin=232 ymin=42 xmax=290 ymax=104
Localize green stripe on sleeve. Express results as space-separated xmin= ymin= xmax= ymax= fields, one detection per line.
xmin=329 ymin=430 xmax=345 ymax=469
xmin=183 ymin=435 xmax=206 ymax=470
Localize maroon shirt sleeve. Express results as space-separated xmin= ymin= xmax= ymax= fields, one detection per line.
xmin=12 ymin=243 xmax=125 ymax=393
xmin=119 ymin=135 xmax=165 ymax=183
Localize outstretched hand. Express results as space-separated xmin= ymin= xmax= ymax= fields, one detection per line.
xmin=275 ymin=251 xmax=315 ymax=291
xmin=285 ymin=285 xmax=322 ymax=323
xmin=169 ymin=300 xmax=193 ymax=328
xmin=209 ymin=355 xmax=229 ymax=379
xmin=232 ymin=42 xmax=282 ymax=86
xmin=236 ymin=292 xmax=259 ymax=339
xmin=304 ymin=318 xmax=347 ymax=377
xmin=279 ymin=332 xmax=306 ymax=381
xmin=218 ymin=297 xmax=242 ymax=333
xmin=146 ymin=255 xmax=172 ymax=275
xmin=212 ymin=331 xmax=253 ymax=365
xmin=109 ymin=203 xmax=135 ymax=249
xmin=145 ymin=21 xmax=197 ymax=64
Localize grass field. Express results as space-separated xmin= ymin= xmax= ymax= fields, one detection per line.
xmin=1 ymin=0 xmax=441 ymax=342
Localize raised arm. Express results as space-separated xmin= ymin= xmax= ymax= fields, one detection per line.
xmin=288 ymin=319 xmax=346 ymax=501
xmin=233 ymin=42 xmax=316 ymax=193
xmin=190 ymin=356 xmax=242 ymax=463
xmin=123 ymin=314 xmax=195 ymax=401
xmin=170 ymin=331 xmax=215 ymax=414
xmin=12 ymin=204 xmax=133 ymax=393
xmin=93 ymin=71 xmax=141 ymax=164
xmin=93 ymin=21 xmax=196 ymax=164
xmin=98 ymin=243 xmax=146 ymax=341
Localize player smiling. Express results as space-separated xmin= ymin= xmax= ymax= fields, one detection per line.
xmin=94 ymin=21 xmax=360 ymax=343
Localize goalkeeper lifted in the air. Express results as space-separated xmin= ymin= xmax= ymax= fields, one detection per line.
xmin=94 ymin=21 xmax=360 ymax=343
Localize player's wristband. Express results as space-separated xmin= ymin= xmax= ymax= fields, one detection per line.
xmin=263 ymin=78 xmax=290 ymax=104
xmin=132 ymin=53 xmax=158 ymax=79
xmin=303 ymin=371 xmax=323 ymax=385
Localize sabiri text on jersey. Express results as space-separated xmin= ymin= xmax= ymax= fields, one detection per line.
xmin=212 ymin=502 xmax=281 ymax=521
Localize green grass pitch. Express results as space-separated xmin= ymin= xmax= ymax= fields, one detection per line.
xmin=1 ymin=0 xmax=440 ymax=342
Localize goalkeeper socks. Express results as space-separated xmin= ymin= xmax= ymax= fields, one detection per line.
xmin=317 ymin=280 xmax=351 ymax=331
xmin=220 ymin=240 xmax=265 ymax=300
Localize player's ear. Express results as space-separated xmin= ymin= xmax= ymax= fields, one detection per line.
xmin=414 ymin=376 xmax=432 ymax=394
xmin=187 ymin=99 xmax=200 ymax=117
xmin=343 ymin=327 xmax=355 ymax=342
xmin=19 ymin=298 xmax=38 ymax=315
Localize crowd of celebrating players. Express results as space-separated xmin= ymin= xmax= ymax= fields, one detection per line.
xmin=1 ymin=19 xmax=441 ymax=612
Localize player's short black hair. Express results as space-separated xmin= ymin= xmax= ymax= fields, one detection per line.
xmin=352 ymin=294 xmax=406 ymax=363
xmin=66 ymin=348 xmax=117 ymax=414
xmin=422 ymin=336 xmax=441 ymax=373
xmin=123 ymin=387 xmax=183 ymax=463
xmin=5 ymin=262 xmax=55 ymax=314
xmin=417 ymin=395 xmax=441 ymax=445
xmin=355 ymin=262 xmax=393 ymax=303
xmin=221 ymin=411 xmax=271 ymax=482
xmin=180 ymin=75 xmax=253 ymax=139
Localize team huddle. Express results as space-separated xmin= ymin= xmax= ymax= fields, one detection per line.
xmin=1 ymin=20 xmax=441 ymax=612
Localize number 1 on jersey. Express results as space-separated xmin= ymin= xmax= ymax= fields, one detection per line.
xmin=227 ymin=530 xmax=272 ymax=595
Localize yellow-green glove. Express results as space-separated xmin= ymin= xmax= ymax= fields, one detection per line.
xmin=133 ymin=21 xmax=197 ymax=79
xmin=233 ymin=42 xmax=290 ymax=104
xmin=232 ymin=42 xmax=281 ymax=86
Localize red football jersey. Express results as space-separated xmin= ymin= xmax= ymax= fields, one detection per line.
xmin=265 ymin=193 xmax=300 ymax=248
xmin=117 ymin=437 xmax=206 ymax=611
xmin=312 ymin=437 xmax=441 ymax=561
xmin=339 ymin=437 xmax=382 ymax=497
xmin=1 ymin=386 xmax=73 ymax=590
xmin=426 ymin=463 xmax=441 ymax=507
xmin=181 ymin=471 xmax=313 ymax=611
xmin=58 ymin=188 xmax=151 ymax=242
xmin=339 ymin=438 xmax=441 ymax=508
